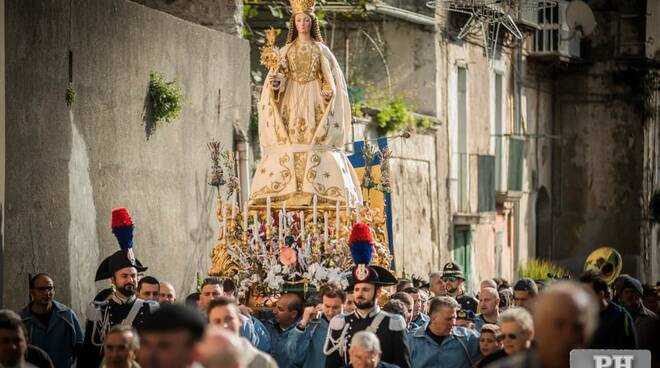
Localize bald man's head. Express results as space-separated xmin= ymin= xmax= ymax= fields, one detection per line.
xmin=159 ymin=281 xmax=177 ymax=304
xmin=533 ymin=282 xmax=598 ymax=368
xmin=480 ymin=279 xmax=497 ymax=291
xmin=194 ymin=328 xmax=246 ymax=368
xmin=479 ymin=287 xmax=500 ymax=316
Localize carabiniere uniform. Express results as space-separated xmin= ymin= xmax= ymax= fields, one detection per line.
xmin=323 ymin=223 xmax=412 ymax=368
xmin=78 ymin=208 xmax=158 ymax=368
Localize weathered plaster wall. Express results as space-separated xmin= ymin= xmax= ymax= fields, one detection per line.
xmin=521 ymin=63 xmax=555 ymax=261
xmin=326 ymin=19 xmax=438 ymax=116
xmin=642 ymin=87 xmax=660 ymax=284
xmin=4 ymin=0 xmax=249 ymax=313
xmin=389 ymin=129 xmax=449 ymax=278
xmin=130 ymin=0 xmax=243 ymax=36
xmin=551 ymin=64 xmax=644 ymax=278
xmin=647 ymin=0 xmax=660 ymax=60
xmin=0 ymin=0 xmax=5 ymax=306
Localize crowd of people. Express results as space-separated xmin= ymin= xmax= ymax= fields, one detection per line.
xmin=1 ymin=261 xmax=658 ymax=368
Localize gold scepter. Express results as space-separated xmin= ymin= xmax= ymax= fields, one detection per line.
xmin=260 ymin=28 xmax=284 ymax=101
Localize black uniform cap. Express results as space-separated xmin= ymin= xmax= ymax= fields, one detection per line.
xmin=95 ymin=250 xmax=148 ymax=281
xmin=442 ymin=262 xmax=465 ymax=279
xmin=347 ymin=265 xmax=398 ymax=291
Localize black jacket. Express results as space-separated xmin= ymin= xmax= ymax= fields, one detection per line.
xmin=325 ymin=308 xmax=411 ymax=368
xmin=589 ymin=301 xmax=638 ymax=350
xmin=79 ymin=297 xmax=156 ymax=368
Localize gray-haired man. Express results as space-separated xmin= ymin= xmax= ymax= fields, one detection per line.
xmin=347 ymin=331 xmax=399 ymax=368
xmin=408 ymin=296 xmax=480 ymax=368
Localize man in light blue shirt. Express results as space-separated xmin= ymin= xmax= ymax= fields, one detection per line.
xmin=402 ymin=287 xmax=430 ymax=329
xmin=409 ymin=296 xmax=480 ymax=368
xmin=286 ymin=283 xmax=346 ymax=368
xmin=262 ymin=293 xmax=303 ymax=368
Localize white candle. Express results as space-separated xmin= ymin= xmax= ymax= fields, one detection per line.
xmin=278 ymin=211 xmax=284 ymax=241
xmin=324 ymin=211 xmax=329 ymax=240
xmin=335 ymin=201 xmax=340 ymax=239
xmin=355 ymin=205 xmax=360 ymax=224
xmin=231 ymin=194 xmax=236 ymax=220
xmin=345 ymin=190 xmax=350 ymax=226
xmin=266 ymin=196 xmax=272 ymax=229
xmin=253 ymin=214 xmax=259 ymax=250
xmin=252 ymin=214 xmax=257 ymax=250
xmin=312 ymin=195 xmax=318 ymax=226
xmin=222 ymin=205 xmax=227 ymax=238
xmin=243 ymin=201 xmax=248 ymax=231
xmin=300 ymin=211 xmax=305 ymax=239
xmin=282 ymin=201 xmax=287 ymax=235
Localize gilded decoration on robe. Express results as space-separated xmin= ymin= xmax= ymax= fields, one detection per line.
xmin=249 ymin=33 xmax=362 ymax=207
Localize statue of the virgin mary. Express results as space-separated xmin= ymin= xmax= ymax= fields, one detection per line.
xmin=249 ymin=0 xmax=363 ymax=208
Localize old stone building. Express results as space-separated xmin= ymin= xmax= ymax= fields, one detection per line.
xmin=242 ymin=1 xmax=549 ymax=290
xmin=539 ymin=0 xmax=660 ymax=283
xmin=243 ymin=0 xmax=659 ymax=288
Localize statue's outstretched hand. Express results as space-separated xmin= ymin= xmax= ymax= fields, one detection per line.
xmin=269 ymin=74 xmax=283 ymax=90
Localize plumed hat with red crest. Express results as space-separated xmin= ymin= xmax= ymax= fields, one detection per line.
xmin=95 ymin=208 xmax=148 ymax=281
xmin=347 ymin=222 xmax=396 ymax=289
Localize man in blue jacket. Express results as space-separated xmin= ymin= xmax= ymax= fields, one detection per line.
xmin=262 ymin=292 xmax=303 ymax=368
xmin=20 ymin=273 xmax=84 ymax=368
xmin=286 ymin=283 xmax=346 ymax=368
xmin=409 ymin=296 xmax=480 ymax=368
xmin=402 ymin=287 xmax=430 ymax=329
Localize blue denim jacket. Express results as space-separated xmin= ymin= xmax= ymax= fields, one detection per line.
xmin=264 ymin=318 xmax=300 ymax=368
xmin=285 ymin=317 xmax=329 ymax=368
xmin=240 ymin=315 xmax=272 ymax=352
xmin=20 ymin=301 xmax=84 ymax=368
xmin=410 ymin=313 xmax=430 ymax=329
xmin=409 ymin=324 xmax=481 ymax=368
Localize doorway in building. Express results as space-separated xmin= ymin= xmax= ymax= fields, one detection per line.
xmin=453 ymin=225 xmax=473 ymax=293
xmin=536 ymin=187 xmax=552 ymax=259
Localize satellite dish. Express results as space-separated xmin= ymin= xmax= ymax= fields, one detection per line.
xmin=565 ymin=0 xmax=596 ymax=38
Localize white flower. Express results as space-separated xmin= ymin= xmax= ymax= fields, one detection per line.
xmin=307 ymin=263 xmax=320 ymax=277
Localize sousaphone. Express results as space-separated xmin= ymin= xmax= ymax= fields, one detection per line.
xmin=584 ymin=247 xmax=623 ymax=284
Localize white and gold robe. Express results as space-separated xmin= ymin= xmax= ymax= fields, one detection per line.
xmin=250 ymin=40 xmax=362 ymax=207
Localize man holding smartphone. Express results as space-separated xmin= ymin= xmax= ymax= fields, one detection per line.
xmin=286 ymin=283 xmax=346 ymax=368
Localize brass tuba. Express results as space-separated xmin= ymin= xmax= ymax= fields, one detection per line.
xmin=584 ymin=247 xmax=623 ymax=284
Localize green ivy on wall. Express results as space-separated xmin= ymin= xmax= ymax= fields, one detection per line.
xmin=375 ymin=98 xmax=416 ymax=135
xmin=149 ymin=71 xmax=184 ymax=124
xmin=65 ymin=82 xmax=76 ymax=107
xmin=352 ymin=97 xmax=435 ymax=135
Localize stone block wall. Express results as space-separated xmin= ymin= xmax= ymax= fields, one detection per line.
xmin=131 ymin=0 xmax=244 ymax=36
xmin=3 ymin=0 xmax=250 ymax=313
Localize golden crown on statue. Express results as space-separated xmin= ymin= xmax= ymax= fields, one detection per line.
xmin=290 ymin=0 xmax=316 ymax=14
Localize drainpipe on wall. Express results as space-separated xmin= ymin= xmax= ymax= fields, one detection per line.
xmin=233 ymin=124 xmax=250 ymax=207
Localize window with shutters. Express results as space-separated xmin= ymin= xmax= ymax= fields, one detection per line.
xmin=478 ymin=155 xmax=496 ymax=212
